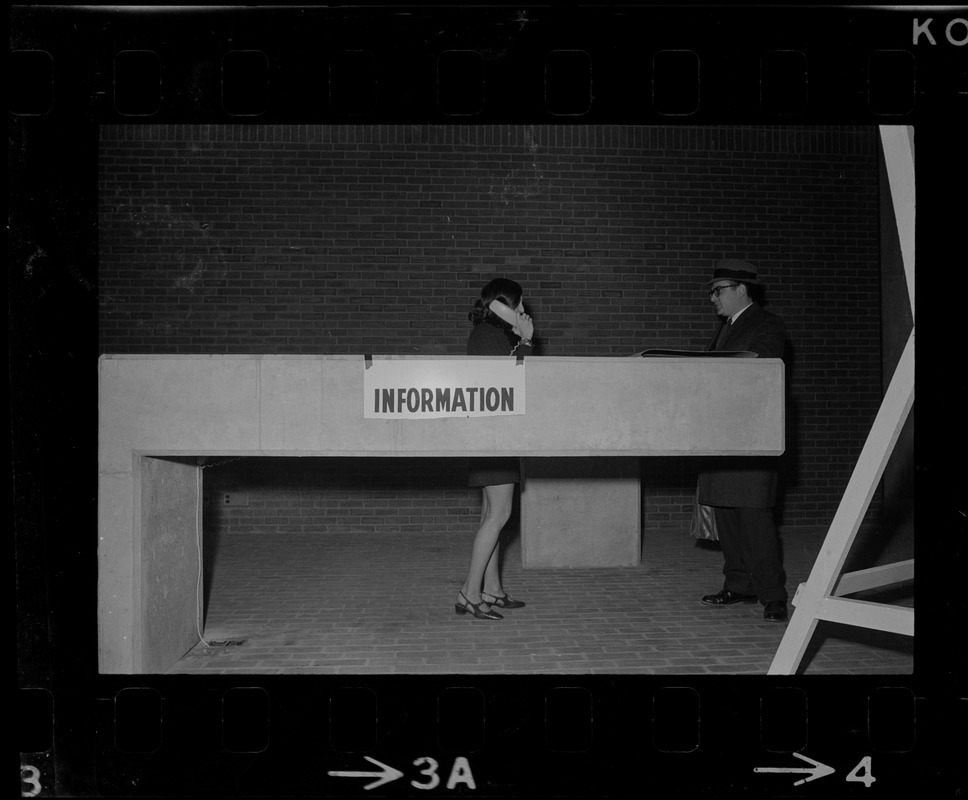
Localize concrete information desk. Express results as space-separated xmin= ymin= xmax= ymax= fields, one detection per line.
xmin=98 ymin=354 xmax=784 ymax=673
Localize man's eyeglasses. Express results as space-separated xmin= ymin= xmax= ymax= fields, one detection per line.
xmin=708 ymin=283 xmax=739 ymax=299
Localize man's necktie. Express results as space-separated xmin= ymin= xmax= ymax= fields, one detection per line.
xmin=714 ymin=318 xmax=732 ymax=350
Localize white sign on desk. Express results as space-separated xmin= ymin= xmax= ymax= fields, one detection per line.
xmin=363 ymin=359 xmax=526 ymax=419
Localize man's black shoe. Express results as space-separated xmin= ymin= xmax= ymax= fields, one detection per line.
xmin=764 ymin=600 xmax=788 ymax=622
xmin=701 ymin=589 xmax=757 ymax=606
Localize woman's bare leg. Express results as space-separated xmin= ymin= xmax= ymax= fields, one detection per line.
xmin=459 ymin=483 xmax=514 ymax=605
xmin=481 ymin=515 xmax=506 ymax=599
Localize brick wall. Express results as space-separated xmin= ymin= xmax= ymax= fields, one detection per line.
xmin=99 ymin=124 xmax=882 ymax=537
xmin=201 ymin=458 xmax=486 ymax=537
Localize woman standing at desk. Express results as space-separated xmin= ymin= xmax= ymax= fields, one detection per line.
xmin=456 ymin=278 xmax=535 ymax=621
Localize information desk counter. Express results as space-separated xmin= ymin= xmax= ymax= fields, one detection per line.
xmin=99 ymin=354 xmax=784 ymax=673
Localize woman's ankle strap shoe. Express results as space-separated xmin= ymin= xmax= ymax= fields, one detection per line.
xmin=481 ymin=591 xmax=526 ymax=609
xmin=455 ymin=591 xmax=503 ymax=620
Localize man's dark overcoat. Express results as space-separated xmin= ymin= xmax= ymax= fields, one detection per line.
xmin=696 ymin=301 xmax=787 ymax=508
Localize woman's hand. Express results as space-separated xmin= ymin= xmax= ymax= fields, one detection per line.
xmin=513 ymin=312 xmax=534 ymax=341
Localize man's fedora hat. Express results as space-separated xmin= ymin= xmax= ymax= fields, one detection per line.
xmin=708 ymin=258 xmax=759 ymax=286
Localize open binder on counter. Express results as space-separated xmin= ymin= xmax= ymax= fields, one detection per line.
xmin=630 ymin=349 xmax=758 ymax=358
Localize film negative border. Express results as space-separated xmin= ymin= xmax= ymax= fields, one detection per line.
xmin=8 ymin=6 xmax=968 ymax=123
xmin=17 ymin=676 xmax=965 ymax=796
xmin=11 ymin=4 xmax=967 ymax=799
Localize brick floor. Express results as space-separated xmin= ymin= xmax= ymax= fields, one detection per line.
xmin=168 ymin=523 xmax=913 ymax=675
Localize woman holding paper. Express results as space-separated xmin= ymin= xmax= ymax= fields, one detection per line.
xmin=455 ymin=278 xmax=535 ymax=620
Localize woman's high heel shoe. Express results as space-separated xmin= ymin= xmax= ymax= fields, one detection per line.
xmin=481 ymin=591 xmax=526 ymax=609
xmin=455 ymin=591 xmax=503 ymax=620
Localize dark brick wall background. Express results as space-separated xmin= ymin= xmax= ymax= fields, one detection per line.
xmin=99 ymin=124 xmax=883 ymax=538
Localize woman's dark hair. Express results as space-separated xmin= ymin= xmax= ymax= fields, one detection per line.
xmin=469 ymin=278 xmax=524 ymax=325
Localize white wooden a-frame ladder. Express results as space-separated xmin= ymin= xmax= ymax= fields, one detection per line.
xmin=769 ymin=126 xmax=915 ymax=675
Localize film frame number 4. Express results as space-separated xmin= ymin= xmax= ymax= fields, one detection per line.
xmin=755 ymin=754 xmax=876 ymax=788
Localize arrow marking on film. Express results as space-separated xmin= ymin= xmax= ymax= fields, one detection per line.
xmin=328 ymin=756 xmax=404 ymax=790
xmin=754 ymin=752 xmax=836 ymax=786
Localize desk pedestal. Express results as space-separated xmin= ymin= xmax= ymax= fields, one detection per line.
xmin=521 ymin=457 xmax=641 ymax=568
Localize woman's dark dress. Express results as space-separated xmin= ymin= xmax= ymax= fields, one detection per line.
xmin=466 ymin=319 xmax=533 ymax=487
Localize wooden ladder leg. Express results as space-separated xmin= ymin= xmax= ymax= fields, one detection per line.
xmin=768 ymin=333 xmax=914 ymax=674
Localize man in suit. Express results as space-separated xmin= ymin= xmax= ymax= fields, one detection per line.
xmin=698 ymin=259 xmax=789 ymax=622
